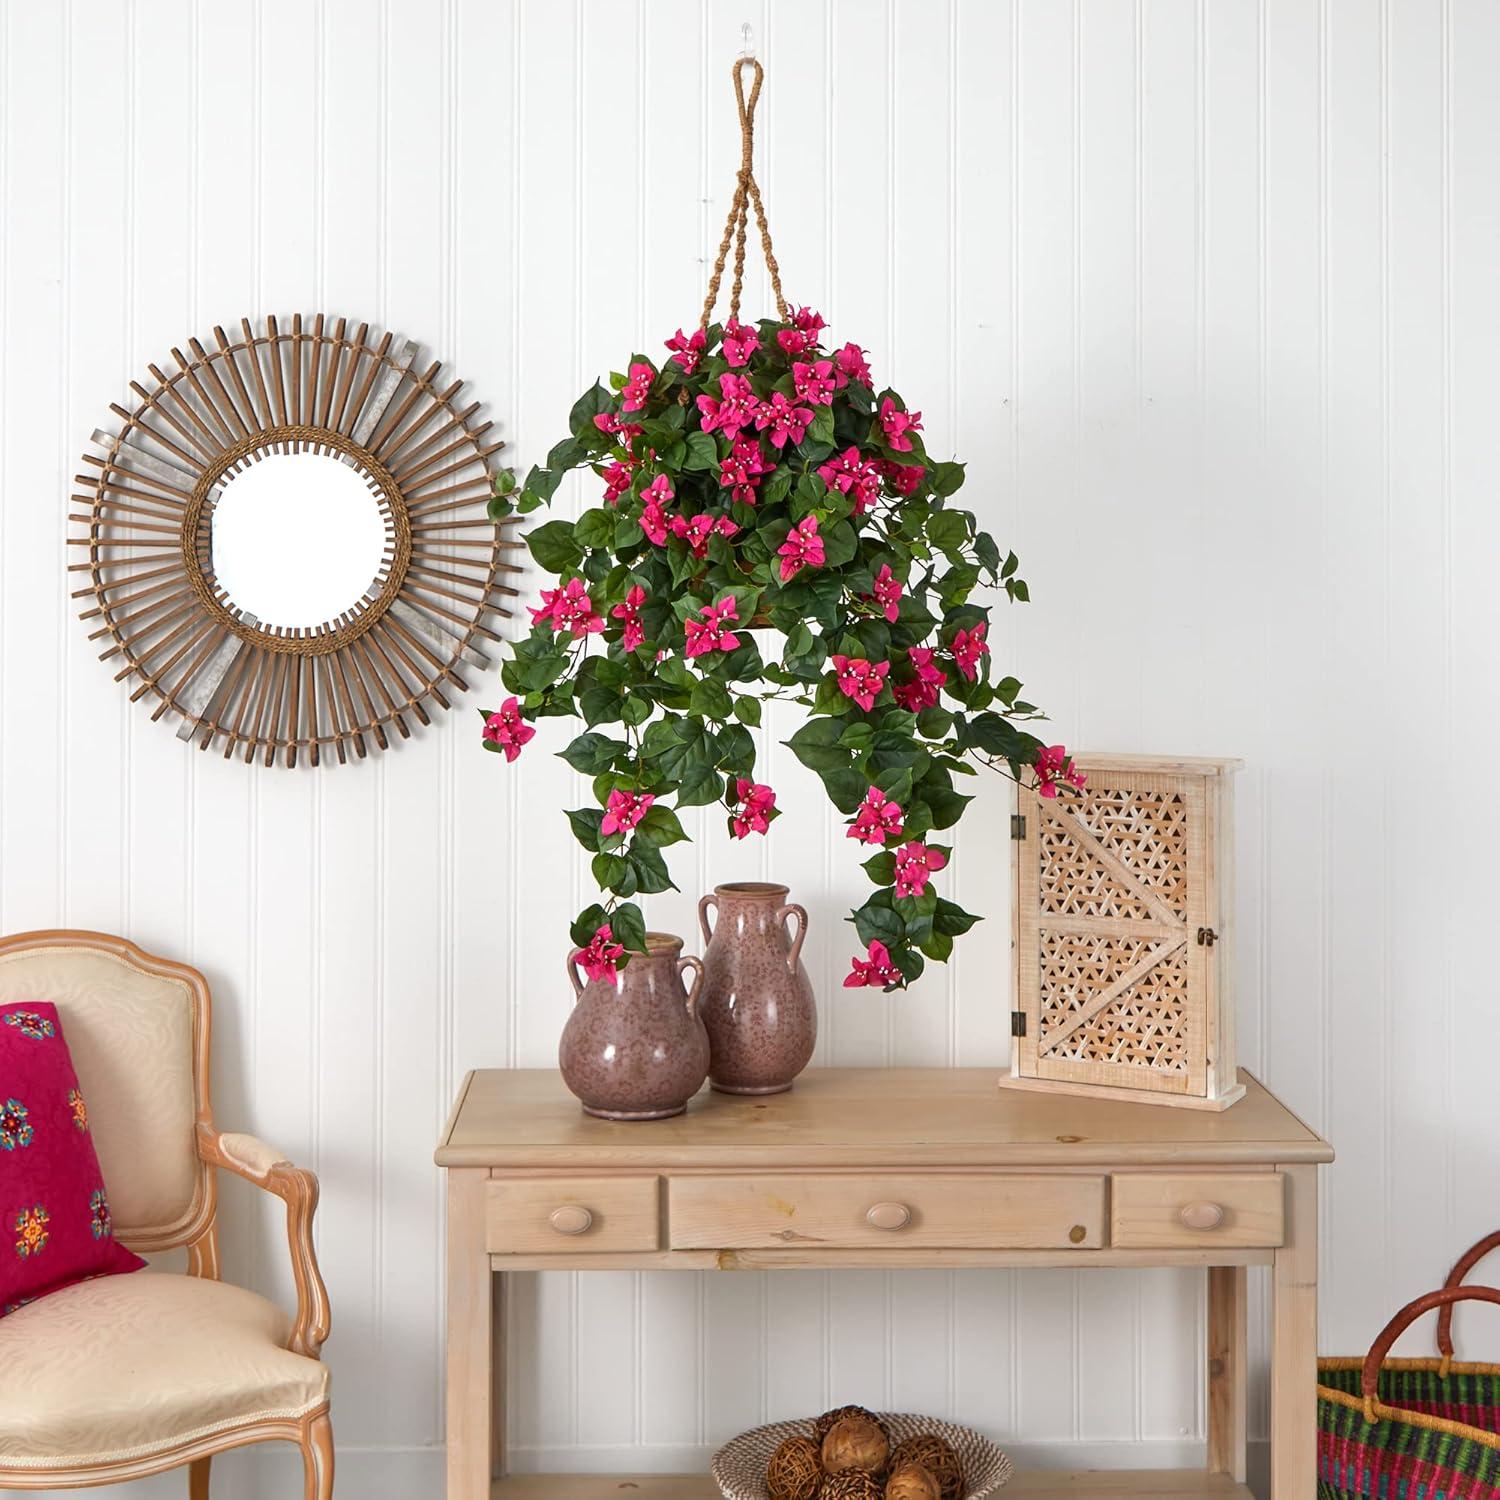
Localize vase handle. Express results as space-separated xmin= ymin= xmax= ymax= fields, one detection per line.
xmin=776 ymin=902 xmax=808 ymax=973
xmin=698 ymin=892 xmax=718 ymax=945
xmin=566 ymin=950 xmax=585 ymax=1001
xmin=678 ymin=955 xmax=705 ymax=1016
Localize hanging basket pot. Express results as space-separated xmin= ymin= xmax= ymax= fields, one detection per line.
xmin=482 ymin=56 xmax=1078 ymax=992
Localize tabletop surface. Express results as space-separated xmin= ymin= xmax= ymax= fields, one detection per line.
xmin=436 ymin=1067 xmax=1332 ymax=1170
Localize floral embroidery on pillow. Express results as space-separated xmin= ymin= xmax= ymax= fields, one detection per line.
xmin=67 ymin=1089 xmax=88 ymax=1133
xmin=88 ymin=1188 xmax=111 ymax=1240
xmin=2 ymin=1010 xmax=55 ymax=1040
xmin=0 ymin=1098 xmax=32 ymax=1152
xmin=13 ymin=1204 xmax=49 ymax=1259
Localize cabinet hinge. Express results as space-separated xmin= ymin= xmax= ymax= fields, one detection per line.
xmin=1010 ymin=814 xmax=1026 ymax=840
xmin=1197 ymin=927 xmax=1218 ymax=947
xmin=1011 ymin=1011 xmax=1028 ymax=1038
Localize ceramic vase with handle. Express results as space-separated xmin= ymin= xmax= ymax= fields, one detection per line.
xmin=697 ymin=881 xmax=816 ymax=1095
xmin=558 ymin=931 xmax=709 ymax=1121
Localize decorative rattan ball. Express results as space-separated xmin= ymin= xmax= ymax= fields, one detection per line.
xmin=821 ymin=1472 xmax=883 ymax=1500
xmin=822 ymin=1414 xmax=890 ymax=1477
xmin=814 ymin=1404 xmax=889 ymax=1444
xmin=887 ymin=1436 xmax=963 ymax=1500
xmin=885 ymin=1462 xmax=942 ymax=1500
xmin=766 ymin=1434 xmax=823 ymax=1500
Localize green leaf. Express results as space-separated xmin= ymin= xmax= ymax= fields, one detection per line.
xmin=852 ymin=901 xmax=905 ymax=948
xmin=733 ymin=694 xmax=762 ymax=727
xmin=822 ymin=767 xmax=870 ymax=814
xmin=628 ymin=841 xmax=678 ymax=894
xmin=609 ymin=902 xmax=649 ymax=954
xmin=635 ymin=805 xmax=688 ymax=847
xmin=620 ymin=693 xmax=654 ymax=727
xmin=785 ymin=717 xmax=852 ymax=774
xmin=526 ymin=519 xmax=584 ymax=573
xmin=930 ymin=460 xmax=966 ymax=497
xmin=568 ymin=380 xmax=611 ymax=439
xmin=926 ymin=510 xmax=968 ymax=550
xmin=574 ymin=507 xmax=616 ymax=551
xmin=862 ymin=851 xmax=897 ymax=885
xmin=676 ymin=763 xmax=723 ymax=807
xmin=522 ymin=464 xmax=564 ymax=506
xmin=547 ymin=436 xmax=586 ymax=471
xmin=916 ymin=706 xmax=954 ymax=740
xmin=591 ymin=852 xmax=637 ymax=897
xmin=558 ymin=732 xmax=627 ymax=774
xmin=569 ymin=902 xmax=610 ymax=948
xmin=923 ymin=783 xmax=973 ymax=829
xmin=683 ymin=431 xmax=719 ymax=471
xmin=934 ymin=898 xmax=981 ymax=937
xmin=689 ymin=677 xmax=734 ymax=721
xmin=566 ymin=807 xmax=606 ymax=851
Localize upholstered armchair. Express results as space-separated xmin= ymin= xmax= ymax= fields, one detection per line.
xmin=0 ymin=931 xmax=332 ymax=1497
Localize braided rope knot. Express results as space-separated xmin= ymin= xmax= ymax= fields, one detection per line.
xmin=699 ymin=56 xmax=789 ymax=331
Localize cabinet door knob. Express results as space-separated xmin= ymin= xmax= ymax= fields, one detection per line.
xmin=549 ymin=1204 xmax=594 ymax=1236
xmin=1179 ymin=1201 xmax=1225 ymax=1232
xmin=867 ymin=1201 xmax=912 ymax=1231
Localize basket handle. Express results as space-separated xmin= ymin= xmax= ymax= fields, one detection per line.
xmin=1437 ymin=1230 xmax=1500 ymax=1374
xmin=1363 ymin=1285 xmax=1500 ymax=1422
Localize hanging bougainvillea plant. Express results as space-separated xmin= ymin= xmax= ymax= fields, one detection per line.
xmin=482 ymin=60 xmax=1080 ymax=990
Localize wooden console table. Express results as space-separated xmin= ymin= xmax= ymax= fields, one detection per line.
xmin=437 ymin=1068 xmax=1331 ymax=1499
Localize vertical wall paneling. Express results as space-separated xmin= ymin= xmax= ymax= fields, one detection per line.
xmin=3 ymin=1 xmax=1498 ymax=1493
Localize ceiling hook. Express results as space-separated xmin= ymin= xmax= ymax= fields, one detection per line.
xmin=739 ymin=22 xmax=756 ymax=60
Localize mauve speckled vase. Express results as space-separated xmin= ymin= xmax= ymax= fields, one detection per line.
xmin=698 ymin=882 xmax=816 ymax=1095
xmin=558 ymin=932 xmax=710 ymax=1121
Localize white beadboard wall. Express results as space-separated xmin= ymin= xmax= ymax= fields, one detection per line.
xmin=3 ymin=1 xmax=1500 ymax=1496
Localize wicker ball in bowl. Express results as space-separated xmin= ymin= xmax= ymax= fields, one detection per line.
xmin=711 ymin=1412 xmax=1012 ymax=1500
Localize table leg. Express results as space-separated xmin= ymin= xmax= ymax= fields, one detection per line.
xmin=1207 ymin=1264 xmax=1247 ymax=1482
xmin=1270 ymin=1164 xmax=1318 ymax=1498
xmin=447 ymin=1168 xmax=494 ymax=1500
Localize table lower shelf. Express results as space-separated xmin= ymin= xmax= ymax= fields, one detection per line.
xmin=492 ymin=1470 xmax=1251 ymax=1498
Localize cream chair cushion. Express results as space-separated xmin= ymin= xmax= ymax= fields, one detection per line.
xmin=0 ymin=947 xmax=201 ymax=1242
xmin=0 ymin=1273 xmax=329 ymax=1467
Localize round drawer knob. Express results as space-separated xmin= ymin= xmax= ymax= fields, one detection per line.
xmin=549 ymin=1204 xmax=594 ymax=1236
xmin=1180 ymin=1201 xmax=1226 ymax=1232
xmin=867 ymin=1201 xmax=912 ymax=1231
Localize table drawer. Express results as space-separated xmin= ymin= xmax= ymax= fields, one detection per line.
xmin=1110 ymin=1172 xmax=1284 ymax=1249
xmin=668 ymin=1174 xmax=1106 ymax=1250
xmin=486 ymin=1176 xmax=660 ymax=1254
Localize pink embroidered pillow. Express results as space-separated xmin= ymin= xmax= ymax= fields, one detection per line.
xmin=0 ymin=1000 xmax=145 ymax=1315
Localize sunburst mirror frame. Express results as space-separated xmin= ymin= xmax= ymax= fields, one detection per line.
xmin=72 ymin=314 xmax=521 ymax=766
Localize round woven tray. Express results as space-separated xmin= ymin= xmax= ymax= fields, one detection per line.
xmin=711 ymin=1412 xmax=1013 ymax=1500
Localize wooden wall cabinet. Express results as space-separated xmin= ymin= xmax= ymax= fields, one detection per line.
xmin=1006 ymin=754 xmax=1243 ymax=1111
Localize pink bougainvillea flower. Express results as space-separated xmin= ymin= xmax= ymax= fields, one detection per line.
xmin=594 ymin=410 xmax=643 ymax=442
xmin=792 ymin=305 xmax=827 ymax=336
xmin=831 ymin=654 xmax=891 ymax=713
xmin=481 ymin=697 xmax=535 ymax=763
xmin=776 ymin=327 xmax=815 ymax=356
xmin=621 ymin=361 xmax=656 ymax=412
xmin=664 ymin=326 xmax=707 ymax=374
xmin=833 ymin=341 xmax=872 ymax=388
xmin=755 ymin=390 xmax=814 ymax=450
xmin=611 ymin=583 xmax=647 ymax=652
xmin=683 ymin=594 xmax=742 ymax=658
xmin=643 ymin=474 xmax=674 ymax=506
xmin=847 ymin=785 xmax=905 ymax=845
xmin=792 ymin=359 xmax=836 ymax=407
xmin=817 ymin=446 xmax=882 ymax=514
xmin=600 ymin=789 xmax=655 ymax=837
xmin=868 ymin=563 xmax=903 ymax=623
xmin=878 ymin=395 xmax=924 ymax=452
xmin=730 ymin=778 xmax=777 ymax=839
xmin=577 ymin=924 xmax=626 ymax=983
xmin=530 ymin=577 xmax=604 ymax=638
xmin=844 ymin=939 xmax=903 ymax=988
xmin=669 ymin=511 xmax=738 ymax=559
xmin=720 ymin=438 xmax=773 ymax=504
xmin=893 ymin=840 xmax=948 ymax=899
xmin=950 ymin=621 xmax=989 ymax=681
xmin=601 ymin=457 xmax=636 ymax=506
xmin=640 ymin=497 xmax=669 ymax=546
xmin=891 ymin=645 xmax=948 ymax=712
xmin=776 ymin=515 xmax=825 ymax=581
xmin=721 ymin=316 xmax=760 ymax=367
xmin=1034 ymin=744 xmax=1087 ymax=800
xmin=696 ymin=372 xmax=758 ymax=439
xmin=879 ymin=459 xmax=925 ymax=498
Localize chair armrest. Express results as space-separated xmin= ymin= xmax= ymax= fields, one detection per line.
xmin=196 ymin=1122 xmax=331 ymax=1359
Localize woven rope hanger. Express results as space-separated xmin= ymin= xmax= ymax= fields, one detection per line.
xmin=699 ymin=55 xmax=791 ymax=330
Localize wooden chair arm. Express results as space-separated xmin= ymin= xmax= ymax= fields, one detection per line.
xmin=196 ymin=1122 xmax=331 ymax=1360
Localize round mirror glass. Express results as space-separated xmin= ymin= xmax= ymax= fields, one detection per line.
xmin=209 ymin=451 xmax=391 ymax=630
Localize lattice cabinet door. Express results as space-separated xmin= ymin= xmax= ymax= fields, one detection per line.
xmin=1005 ymin=755 xmax=1243 ymax=1111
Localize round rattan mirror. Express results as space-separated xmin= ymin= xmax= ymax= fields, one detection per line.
xmin=73 ymin=314 xmax=520 ymax=766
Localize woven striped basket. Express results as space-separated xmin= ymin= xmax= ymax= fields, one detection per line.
xmin=711 ymin=1412 xmax=1012 ymax=1500
xmin=1318 ymin=1231 xmax=1500 ymax=1499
